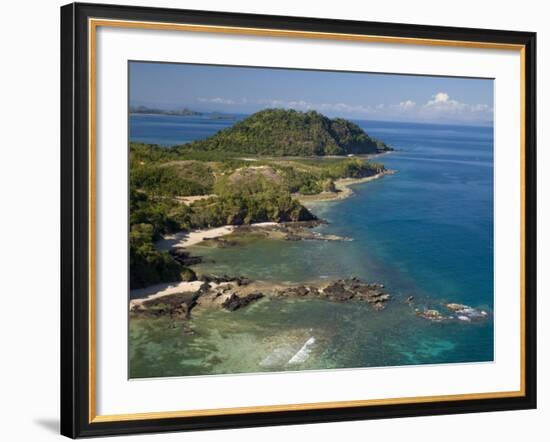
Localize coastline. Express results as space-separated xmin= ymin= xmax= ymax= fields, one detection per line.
xmin=156 ymin=225 xmax=237 ymax=251
xmin=294 ymin=169 xmax=395 ymax=204
xmin=136 ymin=170 xmax=393 ymax=306
xmin=130 ymin=280 xmax=204 ymax=308
xmin=155 ymin=169 xmax=394 ymax=251
xmin=130 ymin=275 xmax=490 ymax=327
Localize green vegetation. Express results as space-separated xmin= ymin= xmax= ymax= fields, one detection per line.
xmin=129 ymin=109 xmax=390 ymax=289
xmin=181 ymin=109 xmax=391 ymax=156
xmin=130 ymin=222 xmax=183 ymax=289
xmin=130 ymin=161 xmax=215 ymax=197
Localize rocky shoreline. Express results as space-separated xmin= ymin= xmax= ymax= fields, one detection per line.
xmin=230 ymin=221 xmax=352 ymax=242
xmin=295 ymin=169 xmax=395 ymax=204
xmin=130 ymin=275 xmax=392 ymax=320
xmin=130 ymin=273 xmax=491 ymax=332
xmin=138 ymin=167 xmax=490 ymax=329
xmin=156 ymin=220 xmax=352 ymax=257
xmin=164 ymin=221 xmax=352 ymax=266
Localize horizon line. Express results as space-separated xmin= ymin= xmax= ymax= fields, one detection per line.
xmin=129 ymin=104 xmax=494 ymax=128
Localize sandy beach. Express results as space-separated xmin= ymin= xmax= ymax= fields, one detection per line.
xmin=129 ymin=280 xmax=205 ymax=308
xmin=294 ymin=170 xmax=394 ymax=204
xmin=156 ymin=225 xmax=236 ymax=251
xmin=155 ymin=222 xmax=283 ymax=252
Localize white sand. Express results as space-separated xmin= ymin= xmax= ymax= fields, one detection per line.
xmin=295 ymin=170 xmax=395 ymax=204
xmin=156 ymin=222 xmax=284 ymax=251
xmin=129 ymin=280 xmax=204 ymax=309
xmin=156 ymin=225 xmax=236 ymax=251
xmin=248 ymin=222 xmax=278 ymax=228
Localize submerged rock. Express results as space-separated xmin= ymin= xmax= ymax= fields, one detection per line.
xmin=237 ymin=221 xmax=350 ymax=243
xmin=207 ymin=237 xmax=239 ymax=248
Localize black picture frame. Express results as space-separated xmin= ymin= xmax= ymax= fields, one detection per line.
xmin=61 ymin=2 xmax=537 ymax=438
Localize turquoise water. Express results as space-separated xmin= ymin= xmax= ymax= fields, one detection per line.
xmin=129 ymin=116 xmax=494 ymax=378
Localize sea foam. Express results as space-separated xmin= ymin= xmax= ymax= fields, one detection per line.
xmin=288 ymin=337 xmax=316 ymax=365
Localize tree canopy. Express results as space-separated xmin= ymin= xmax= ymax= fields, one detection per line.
xmin=179 ymin=109 xmax=391 ymax=156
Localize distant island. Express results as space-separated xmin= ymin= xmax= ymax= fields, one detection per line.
xmin=130 ymin=105 xmax=203 ymax=116
xmin=130 ymin=108 xmax=392 ymax=289
xmin=181 ymin=108 xmax=391 ymax=156
xmin=130 ymin=105 xmax=240 ymax=120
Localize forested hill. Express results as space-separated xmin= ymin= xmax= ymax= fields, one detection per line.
xmin=180 ymin=108 xmax=391 ymax=156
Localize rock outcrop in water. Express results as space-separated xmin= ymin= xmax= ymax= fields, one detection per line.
xmin=277 ymin=278 xmax=390 ymax=310
xmin=216 ymin=221 xmax=352 ymax=244
xmin=168 ymin=249 xmax=203 ymax=266
xmin=131 ymin=291 xmax=200 ymax=319
xmin=222 ymin=292 xmax=264 ymax=311
xmin=130 ymin=274 xmax=491 ymax=331
xmin=130 ymin=276 xmax=392 ymax=320
xmin=415 ymin=303 xmax=490 ymax=323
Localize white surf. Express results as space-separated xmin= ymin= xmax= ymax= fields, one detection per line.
xmin=287 ymin=337 xmax=316 ymax=365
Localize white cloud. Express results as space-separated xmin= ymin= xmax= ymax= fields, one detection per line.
xmin=257 ymin=98 xmax=376 ymax=115
xmin=195 ymin=92 xmax=492 ymax=124
xmin=398 ymin=100 xmax=416 ymax=110
xmin=418 ymin=92 xmax=493 ymax=123
xmin=198 ymin=97 xmax=238 ymax=105
xmin=425 ymin=91 xmax=467 ymax=112
xmin=429 ymin=92 xmax=450 ymax=104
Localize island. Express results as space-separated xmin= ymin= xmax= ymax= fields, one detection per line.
xmin=182 ymin=108 xmax=391 ymax=155
xmin=130 ymin=105 xmax=203 ymax=116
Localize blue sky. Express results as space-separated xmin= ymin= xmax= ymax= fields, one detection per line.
xmin=130 ymin=62 xmax=494 ymax=125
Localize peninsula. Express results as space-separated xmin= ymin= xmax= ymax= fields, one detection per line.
xmin=130 ymin=109 xmax=392 ymax=291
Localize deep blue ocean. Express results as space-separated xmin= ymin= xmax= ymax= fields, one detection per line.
xmin=129 ymin=114 xmax=494 ymax=377
xmin=130 ymin=113 xmax=247 ymax=146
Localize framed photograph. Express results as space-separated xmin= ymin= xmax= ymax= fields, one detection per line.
xmin=60 ymin=2 xmax=536 ymax=438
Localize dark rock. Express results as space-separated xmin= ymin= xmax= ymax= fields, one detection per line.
xmin=180 ymin=267 xmax=197 ymax=282
xmin=169 ymin=248 xmax=203 ymax=266
xmin=269 ymin=278 xmax=391 ymax=308
xmin=323 ymin=281 xmax=355 ymax=301
xmin=197 ymin=281 xmax=211 ymax=295
xmin=200 ymin=274 xmax=251 ymax=285
xmin=278 ymin=285 xmax=312 ymax=297
xmin=222 ymin=292 xmax=264 ymax=311
xmin=136 ymin=291 xmax=201 ymax=319
xmin=285 ymin=234 xmax=302 ymax=241
xmin=234 ymin=276 xmax=251 ymax=286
